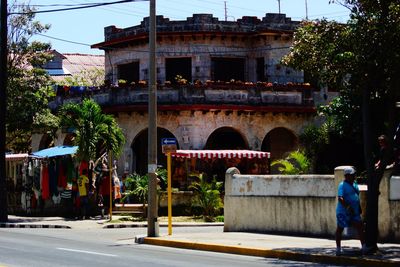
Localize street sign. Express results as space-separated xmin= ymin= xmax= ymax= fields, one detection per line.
xmin=161 ymin=138 xmax=177 ymax=145
xmin=161 ymin=138 xmax=177 ymax=153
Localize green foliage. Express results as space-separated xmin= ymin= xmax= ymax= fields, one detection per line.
xmin=271 ymin=150 xmax=311 ymax=175
xmin=58 ymin=99 xmax=125 ymax=162
xmin=189 ymin=174 xmax=223 ymax=222
xmin=215 ymin=215 xmax=224 ymax=222
xmin=283 ymin=1 xmax=400 ymax=177
xmin=155 ymin=167 xmax=168 ymax=190
xmin=281 ymin=19 xmax=353 ymax=90
xmin=317 ymin=91 xmax=362 ymax=137
xmin=123 ymin=173 xmax=149 ymax=205
xmin=6 ymin=2 xmax=56 ymax=152
xmin=60 ymin=68 xmax=105 ymax=87
xmin=123 ymin=167 xmax=167 ymax=204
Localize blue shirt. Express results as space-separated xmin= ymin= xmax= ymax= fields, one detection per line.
xmin=336 ymin=181 xmax=361 ymax=215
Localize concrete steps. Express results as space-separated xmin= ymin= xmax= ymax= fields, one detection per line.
xmin=112 ymin=203 xmax=146 ymax=216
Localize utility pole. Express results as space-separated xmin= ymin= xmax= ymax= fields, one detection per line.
xmin=0 ymin=0 xmax=8 ymax=222
xmin=147 ymin=0 xmax=159 ymax=237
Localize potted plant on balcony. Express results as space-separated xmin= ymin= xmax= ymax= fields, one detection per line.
xmin=118 ymin=79 xmax=127 ymax=87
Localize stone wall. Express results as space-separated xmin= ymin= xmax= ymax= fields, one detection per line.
xmin=33 ymin=105 xmax=313 ymax=176
xmin=224 ymin=166 xmax=400 ymax=242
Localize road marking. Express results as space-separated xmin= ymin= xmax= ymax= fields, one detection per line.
xmin=57 ymin=248 xmax=117 ymax=257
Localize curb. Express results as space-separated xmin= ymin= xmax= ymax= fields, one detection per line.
xmin=0 ymin=223 xmax=71 ymax=229
xmin=103 ymin=223 xmax=224 ymax=229
xmin=143 ymin=238 xmax=399 ymax=267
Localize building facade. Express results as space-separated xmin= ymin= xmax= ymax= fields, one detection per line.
xmin=33 ymin=13 xmax=333 ymax=180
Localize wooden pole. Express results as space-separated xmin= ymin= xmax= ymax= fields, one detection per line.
xmin=108 ymin=151 xmax=113 ymax=221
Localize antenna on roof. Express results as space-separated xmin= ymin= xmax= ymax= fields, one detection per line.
xmin=305 ymin=0 xmax=309 ymax=20
xmin=224 ymin=1 xmax=228 ymax=21
xmin=277 ymin=0 xmax=281 ymax=14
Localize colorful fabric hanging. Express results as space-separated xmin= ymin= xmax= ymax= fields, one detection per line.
xmin=41 ymin=164 xmax=50 ymax=200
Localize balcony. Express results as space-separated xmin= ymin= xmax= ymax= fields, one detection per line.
xmin=49 ymin=83 xmax=315 ymax=113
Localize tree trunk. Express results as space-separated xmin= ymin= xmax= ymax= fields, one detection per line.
xmin=362 ymin=87 xmax=380 ymax=251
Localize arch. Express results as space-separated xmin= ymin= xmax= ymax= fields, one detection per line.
xmin=38 ymin=133 xmax=54 ymax=150
xmin=131 ymin=127 xmax=178 ymax=175
xmin=261 ymin=127 xmax=298 ymax=160
xmin=204 ymin=127 xmax=248 ymax=150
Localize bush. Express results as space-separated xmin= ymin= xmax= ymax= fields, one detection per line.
xmin=189 ymin=174 xmax=223 ymax=222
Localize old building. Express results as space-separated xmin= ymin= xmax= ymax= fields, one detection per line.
xmin=92 ymin=13 xmax=302 ymax=85
xmin=33 ymin=13 xmax=334 ymax=183
xmin=41 ymin=50 xmax=104 ymax=83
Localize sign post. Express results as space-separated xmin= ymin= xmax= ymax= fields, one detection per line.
xmin=161 ymin=138 xmax=177 ymax=235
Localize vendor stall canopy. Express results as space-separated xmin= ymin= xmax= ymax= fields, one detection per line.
xmin=170 ymin=150 xmax=270 ymax=159
xmin=31 ymin=146 xmax=78 ymax=158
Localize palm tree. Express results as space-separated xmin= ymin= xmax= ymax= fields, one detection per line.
xmin=271 ymin=150 xmax=311 ymax=175
xmin=59 ymin=98 xmax=125 ymax=162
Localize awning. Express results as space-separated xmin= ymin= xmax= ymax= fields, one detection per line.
xmin=5 ymin=153 xmax=29 ymax=161
xmin=31 ymin=146 xmax=78 ymax=158
xmin=170 ymin=150 xmax=270 ymax=159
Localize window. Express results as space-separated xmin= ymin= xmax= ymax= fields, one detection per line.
xmin=211 ymin=57 xmax=245 ymax=81
xmin=165 ymin=57 xmax=192 ymax=83
xmin=117 ymin=62 xmax=139 ymax=83
xmin=256 ymin=57 xmax=266 ymax=81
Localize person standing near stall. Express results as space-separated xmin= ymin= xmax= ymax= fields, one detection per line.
xmin=78 ymin=169 xmax=89 ymax=219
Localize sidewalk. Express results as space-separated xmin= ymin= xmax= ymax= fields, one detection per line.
xmin=2 ymin=215 xmax=400 ymax=266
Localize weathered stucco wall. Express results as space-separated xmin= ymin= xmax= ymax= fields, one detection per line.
xmin=224 ymin=166 xmax=400 ymax=242
xmin=224 ymin=167 xmax=336 ymax=236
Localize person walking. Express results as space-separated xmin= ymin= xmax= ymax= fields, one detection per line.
xmin=335 ymin=166 xmax=366 ymax=256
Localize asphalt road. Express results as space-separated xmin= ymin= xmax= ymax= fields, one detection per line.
xmin=0 ymin=227 xmax=340 ymax=267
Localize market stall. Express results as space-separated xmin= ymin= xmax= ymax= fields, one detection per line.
xmin=23 ymin=146 xmax=79 ymax=215
xmin=168 ymin=149 xmax=271 ymax=189
xmin=5 ymin=153 xmax=29 ymax=213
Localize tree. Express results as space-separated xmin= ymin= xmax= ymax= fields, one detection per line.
xmin=6 ymin=1 xmax=57 ymax=152
xmin=281 ymin=19 xmax=353 ymax=91
xmin=58 ymin=98 xmax=125 ymax=163
xmin=283 ymin=0 xmax=400 ymax=252
xmin=60 ymin=68 xmax=105 ymax=87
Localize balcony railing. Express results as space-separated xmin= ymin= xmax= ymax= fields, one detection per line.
xmin=49 ymin=83 xmax=314 ymax=111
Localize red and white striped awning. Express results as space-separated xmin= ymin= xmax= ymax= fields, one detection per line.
xmin=170 ymin=150 xmax=270 ymax=159
xmin=5 ymin=153 xmax=29 ymax=161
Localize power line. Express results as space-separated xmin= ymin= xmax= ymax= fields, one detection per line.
xmin=37 ymin=33 xmax=91 ymax=47
xmin=9 ymin=0 xmax=147 ymax=15
xmin=37 ymin=31 xmax=292 ymax=54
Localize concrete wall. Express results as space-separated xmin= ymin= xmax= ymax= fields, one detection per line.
xmin=224 ymin=166 xmax=400 ymax=242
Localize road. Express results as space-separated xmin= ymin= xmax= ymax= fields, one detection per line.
xmin=0 ymin=226 xmax=340 ymax=267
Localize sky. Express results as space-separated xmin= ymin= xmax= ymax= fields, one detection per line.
xmin=23 ymin=0 xmax=351 ymax=55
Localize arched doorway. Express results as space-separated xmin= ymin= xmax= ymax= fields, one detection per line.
xmin=203 ymin=127 xmax=249 ymax=182
xmin=131 ymin=128 xmax=177 ymax=175
xmin=38 ymin=133 xmax=54 ymax=150
xmin=204 ymin=127 xmax=248 ymax=150
xmin=261 ymin=127 xmax=298 ymax=160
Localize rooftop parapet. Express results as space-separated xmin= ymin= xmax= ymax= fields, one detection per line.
xmin=102 ymin=13 xmax=299 ymax=42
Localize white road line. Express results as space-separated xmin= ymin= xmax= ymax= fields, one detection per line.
xmin=57 ymin=248 xmax=117 ymax=257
